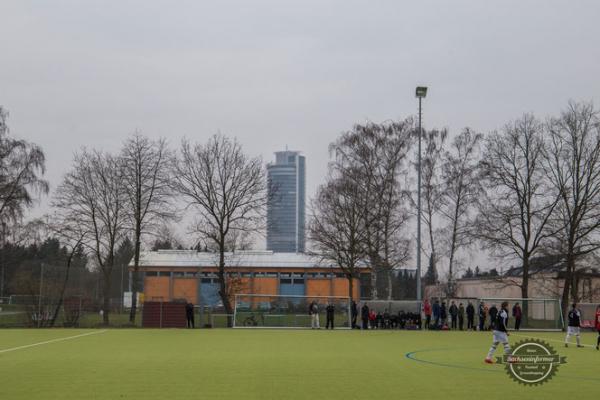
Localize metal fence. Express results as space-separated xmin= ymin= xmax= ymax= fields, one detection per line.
xmin=0 ymin=296 xmax=143 ymax=328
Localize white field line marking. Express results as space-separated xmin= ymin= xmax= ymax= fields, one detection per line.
xmin=0 ymin=330 xmax=108 ymax=354
xmin=511 ymin=332 xmax=597 ymax=349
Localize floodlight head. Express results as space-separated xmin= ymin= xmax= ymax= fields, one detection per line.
xmin=415 ymin=86 xmax=428 ymax=98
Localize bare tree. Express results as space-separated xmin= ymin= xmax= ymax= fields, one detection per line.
xmin=120 ymin=133 xmax=173 ymax=323
xmin=44 ymin=214 xmax=88 ymax=327
xmin=440 ymin=128 xmax=482 ymax=293
xmin=172 ymin=135 xmax=268 ymax=320
xmin=408 ymin=128 xmax=447 ymax=288
xmin=544 ymin=101 xmax=600 ymax=314
xmin=330 ymin=120 xmax=413 ymax=299
xmin=475 ymin=114 xmax=559 ymax=303
xmin=52 ymin=150 xmax=127 ymax=325
xmin=0 ymin=107 xmax=49 ymax=227
xmin=309 ymin=175 xmax=369 ymax=301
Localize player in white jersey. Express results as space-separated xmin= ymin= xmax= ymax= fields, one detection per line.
xmin=484 ymin=301 xmax=511 ymax=364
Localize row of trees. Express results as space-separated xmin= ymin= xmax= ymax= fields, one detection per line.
xmin=311 ymin=101 xmax=600 ymax=317
xmin=2 ymin=105 xmax=269 ymax=325
xmin=50 ymin=134 xmax=269 ymax=324
xmin=3 ymin=100 xmax=600 ymax=323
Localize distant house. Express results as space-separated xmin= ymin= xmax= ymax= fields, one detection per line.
xmin=424 ymin=255 xmax=600 ymax=303
xmin=128 ymin=250 xmax=371 ymax=307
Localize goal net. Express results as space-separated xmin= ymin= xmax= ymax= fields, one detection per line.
xmin=233 ymin=294 xmax=352 ymax=329
xmin=477 ymin=298 xmax=563 ymax=331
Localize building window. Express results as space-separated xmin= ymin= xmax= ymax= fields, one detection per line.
xmin=158 ymin=271 xmax=171 ymax=277
xmin=173 ymin=271 xmax=184 ymax=277
xmin=146 ymin=271 xmax=158 ymax=277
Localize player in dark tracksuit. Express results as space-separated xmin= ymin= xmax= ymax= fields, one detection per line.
xmin=485 ymin=301 xmax=510 ymax=364
xmin=466 ymin=302 xmax=475 ymax=330
xmin=326 ymin=303 xmax=335 ymax=329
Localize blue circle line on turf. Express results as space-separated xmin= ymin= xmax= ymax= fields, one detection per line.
xmin=405 ymin=347 xmax=600 ymax=383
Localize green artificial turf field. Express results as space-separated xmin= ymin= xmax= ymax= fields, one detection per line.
xmin=0 ymin=329 xmax=598 ymax=400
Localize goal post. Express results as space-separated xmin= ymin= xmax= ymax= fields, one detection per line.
xmin=477 ymin=297 xmax=564 ymax=331
xmin=233 ymin=294 xmax=352 ymax=329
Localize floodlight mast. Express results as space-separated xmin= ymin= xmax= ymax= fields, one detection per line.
xmin=415 ymin=86 xmax=427 ymax=302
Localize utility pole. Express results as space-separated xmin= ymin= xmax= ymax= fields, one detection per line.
xmin=415 ymin=86 xmax=428 ymax=301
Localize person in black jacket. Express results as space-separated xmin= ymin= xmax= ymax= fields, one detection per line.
xmin=440 ymin=301 xmax=448 ymax=328
xmin=185 ymin=302 xmax=195 ymax=328
xmin=361 ymin=303 xmax=369 ymax=330
xmin=449 ymin=301 xmax=458 ymax=330
xmin=458 ymin=303 xmax=465 ymax=331
xmin=325 ymin=303 xmax=335 ymax=329
xmin=489 ymin=304 xmax=498 ymax=331
xmin=351 ymin=301 xmax=358 ymax=329
xmin=466 ymin=301 xmax=475 ymax=330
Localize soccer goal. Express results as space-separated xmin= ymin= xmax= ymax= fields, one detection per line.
xmin=233 ymin=294 xmax=352 ymax=329
xmin=477 ymin=297 xmax=564 ymax=331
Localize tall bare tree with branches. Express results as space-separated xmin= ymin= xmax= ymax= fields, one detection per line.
xmin=172 ymin=135 xmax=268 ymax=320
xmin=408 ymin=128 xmax=447 ymax=288
xmin=309 ymin=174 xmax=369 ymax=300
xmin=440 ymin=128 xmax=482 ymax=294
xmin=120 ymin=133 xmax=173 ymax=323
xmin=330 ymin=120 xmax=413 ymax=299
xmin=544 ymin=101 xmax=600 ymax=315
xmin=44 ymin=214 xmax=88 ymax=327
xmin=475 ymin=114 xmax=559 ymax=304
xmin=52 ymin=150 xmax=127 ymax=325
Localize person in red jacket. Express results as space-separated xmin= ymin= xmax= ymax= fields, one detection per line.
xmin=423 ymin=299 xmax=432 ymax=330
xmin=595 ymin=305 xmax=600 ymax=350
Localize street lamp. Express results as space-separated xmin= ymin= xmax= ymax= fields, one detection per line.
xmin=415 ymin=86 xmax=427 ymax=302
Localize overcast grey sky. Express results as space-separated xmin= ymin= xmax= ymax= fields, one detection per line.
xmin=2 ymin=1 xmax=600 ymax=270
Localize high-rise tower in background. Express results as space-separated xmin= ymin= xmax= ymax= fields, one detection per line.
xmin=266 ymin=150 xmax=305 ymax=253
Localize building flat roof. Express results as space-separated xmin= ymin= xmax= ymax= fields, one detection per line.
xmin=130 ymin=250 xmax=369 ymax=269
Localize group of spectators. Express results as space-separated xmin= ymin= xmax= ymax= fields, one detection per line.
xmin=346 ymin=299 xmax=525 ymax=331
xmin=422 ymin=299 xmax=523 ymax=331
xmin=351 ymin=301 xmax=422 ymax=330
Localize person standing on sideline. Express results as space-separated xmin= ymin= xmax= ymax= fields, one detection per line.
xmin=432 ymin=300 xmax=441 ymax=329
xmin=565 ymin=303 xmax=583 ymax=348
xmin=440 ymin=301 xmax=448 ymax=329
xmin=478 ymin=301 xmax=486 ymax=331
xmin=185 ymin=302 xmax=195 ymax=328
xmin=484 ymin=301 xmax=511 ymax=364
xmin=489 ymin=304 xmax=498 ymax=331
xmin=449 ymin=301 xmax=458 ymax=330
xmin=466 ymin=301 xmax=475 ymax=330
xmin=423 ymin=299 xmax=432 ymax=329
xmin=458 ymin=303 xmax=465 ymax=330
xmin=361 ymin=303 xmax=369 ymax=330
xmin=325 ymin=303 xmax=335 ymax=329
xmin=512 ymin=302 xmax=522 ymax=330
xmin=595 ymin=305 xmax=600 ymax=350
xmin=351 ymin=301 xmax=358 ymax=329
xmin=309 ymin=301 xmax=320 ymax=329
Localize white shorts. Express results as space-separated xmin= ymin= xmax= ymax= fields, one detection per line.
xmin=567 ymin=326 xmax=580 ymax=336
xmin=492 ymin=330 xmax=508 ymax=343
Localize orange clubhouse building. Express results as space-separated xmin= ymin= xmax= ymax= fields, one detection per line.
xmin=130 ymin=250 xmax=370 ymax=306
